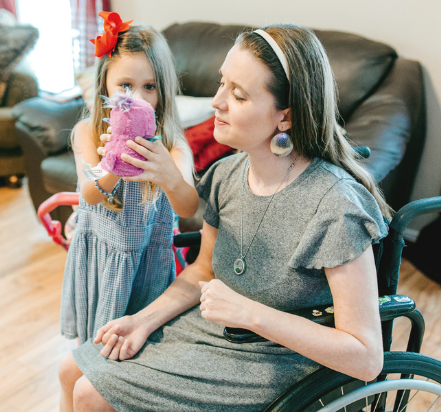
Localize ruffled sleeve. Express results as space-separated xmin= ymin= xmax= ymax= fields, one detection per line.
xmin=288 ymin=178 xmax=388 ymax=270
xmin=196 ymin=158 xmax=225 ymax=229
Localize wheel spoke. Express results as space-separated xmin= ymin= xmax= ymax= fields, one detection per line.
xmin=427 ymin=395 xmax=441 ymax=412
xmin=317 ymin=379 xmax=441 ymax=412
xmin=341 ymin=386 xmax=347 ymax=412
xmin=398 ymin=378 xmax=430 ymax=412
xmin=365 ymin=381 xmax=368 ymax=411
xmin=397 ymin=389 xmax=418 ymax=412
xmin=279 ymin=353 xmax=441 ymax=412
xmin=373 ymin=377 xmax=387 ymax=411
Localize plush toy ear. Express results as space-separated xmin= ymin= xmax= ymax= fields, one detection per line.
xmin=102 ymin=88 xmax=136 ymax=112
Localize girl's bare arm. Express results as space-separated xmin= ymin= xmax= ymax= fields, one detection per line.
xmin=73 ymin=120 xmax=121 ymax=205
xmin=200 ymin=245 xmax=383 ymax=382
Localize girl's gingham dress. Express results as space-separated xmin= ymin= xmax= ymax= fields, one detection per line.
xmin=60 ymin=180 xmax=175 ymax=344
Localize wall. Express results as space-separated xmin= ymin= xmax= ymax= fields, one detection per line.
xmin=112 ymin=0 xmax=441 ymax=236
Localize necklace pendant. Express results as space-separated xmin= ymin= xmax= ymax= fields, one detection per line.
xmin=108 ymin=195 xmax=115 ymax=204
xmin=234 ymin=258 xmax=245 ymax=275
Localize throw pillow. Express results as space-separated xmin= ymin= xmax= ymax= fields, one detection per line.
xmin=0 ymin=23 xmax=38 ymax=105
xmin=184 ymin=116 xmax=234 ymax=171
xmin=175 ymin=95 xmax=215 ymax=129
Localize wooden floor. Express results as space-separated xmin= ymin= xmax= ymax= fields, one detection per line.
xmin=0 ymin=182 xmax=440 ymax=412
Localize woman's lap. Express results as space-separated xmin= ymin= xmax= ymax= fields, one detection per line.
xmin=73 ymin=308 xmax=321 ymax=412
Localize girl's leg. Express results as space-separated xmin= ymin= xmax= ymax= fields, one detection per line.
xmin=59 ymin=352 xmax=84 ymax=412
xmin=73 ymin=376 xmax=116 ymax=412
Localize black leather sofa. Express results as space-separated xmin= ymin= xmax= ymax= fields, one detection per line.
xmin=12 ymin=22 xmax=426 ymax=231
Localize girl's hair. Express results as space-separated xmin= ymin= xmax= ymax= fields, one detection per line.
xmin=75 ymin=25 xmax=192 ymax=211
xmin=235 ymin=24 xmax=393 ymax=220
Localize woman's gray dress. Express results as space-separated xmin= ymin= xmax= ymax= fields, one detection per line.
xmin=61 ymin=181 xmax=176 ymax=344
xmin=73 ymin=153 xmax=388 ymax=411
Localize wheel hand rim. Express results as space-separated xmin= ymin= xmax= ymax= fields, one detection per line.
xmin=317 ymin=379 xmax=441 ymax=412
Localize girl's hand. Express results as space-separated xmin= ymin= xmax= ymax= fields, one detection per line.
xmin=199 ymin=279 xmax=256 ymax=328
xmin=97 ymin=126 xmax=112 ymax=156
xmin=121 ymin=137 xmax=182 ymax=192
xmin=94 ymin=313 xmax=150 ymax=361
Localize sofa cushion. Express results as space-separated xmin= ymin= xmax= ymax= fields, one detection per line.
xmin=162 ymin=22 xmax=397 ymax=120
xmin=313 ymin=30 xmax=397 ymax=120
xmin=176 ymin=95 xmax=215 ymax=129
xmin=12 ymin=96 xmax=84 ymax=155
xmin=41 ymin=151 xmax=77 ymax=194
xmin=0 ymin=24 xmax=38 ymax=105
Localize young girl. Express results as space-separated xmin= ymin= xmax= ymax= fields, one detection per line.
xmin=60 ymin=12 xmax=199 ymax=344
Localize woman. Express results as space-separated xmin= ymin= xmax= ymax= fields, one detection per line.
xmin=59 ymin=24 xmax=389 ymax=412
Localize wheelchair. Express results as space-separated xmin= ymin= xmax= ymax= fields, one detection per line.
xmin=39 ymin=146 xmax=441 ymax=412
xmin=174 ymin=195 xmax=441 ymax=411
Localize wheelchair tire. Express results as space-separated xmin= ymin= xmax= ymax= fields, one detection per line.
xmin=263 ymin=351 xmax=441 ymax=412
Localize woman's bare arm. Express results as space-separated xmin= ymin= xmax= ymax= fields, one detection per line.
xmin=248 ymin=246 xmax=383 ymax=381
xmin=96 ymin=221 xmax=217 ymax=360
xmin=200 ymin=245 xmax=383 ymax=382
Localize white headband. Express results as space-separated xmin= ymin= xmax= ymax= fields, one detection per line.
xmin=253 ymin=29 xmax=290 ymax=82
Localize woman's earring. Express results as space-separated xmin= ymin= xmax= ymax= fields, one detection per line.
xmin=270 ymin=132 xmax=293 ymax=157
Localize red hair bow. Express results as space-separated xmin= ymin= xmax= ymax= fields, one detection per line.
xmin=90 ymin=12 xmax=133 ymax=60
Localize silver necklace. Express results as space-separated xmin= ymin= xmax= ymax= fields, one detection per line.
xmin=234 ymin=155 xmax=299 ymax=275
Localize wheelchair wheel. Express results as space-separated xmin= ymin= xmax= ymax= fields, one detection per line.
xmin=263 ymin=351 xmax=441 ymax=412
xmin=317 ymin=378 xmax=441 ymax=412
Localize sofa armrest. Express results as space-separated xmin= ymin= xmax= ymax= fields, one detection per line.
xmin=12 ymin=97 xmax=84 ymax=214
xmin=12 ymin=96 xmax=85 ymax=155
xmin=3 ymin=72 xmax=39 ymax=108
xmin=344 ymin=58 xmax=425 ymax=211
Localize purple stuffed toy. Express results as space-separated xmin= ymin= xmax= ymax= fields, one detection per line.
xmin=100 ymin=90 xmax=158 ymax=176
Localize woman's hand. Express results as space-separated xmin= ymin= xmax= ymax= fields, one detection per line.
xmin=121 ymin=137 xmax=182 ymax=193
xmin=199 ymin=279 xmax=256 ymax=328
xmin=93 ymin=314 xmax=151 ymax=361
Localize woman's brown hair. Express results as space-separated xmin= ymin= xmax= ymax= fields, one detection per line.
xmin=235 ymin=24 xmax=393 ymax=220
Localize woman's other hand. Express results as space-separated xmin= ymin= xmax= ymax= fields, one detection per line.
xmin=94 ymin=313 xmax=150 ymax=361
xmin=97 ymin=126 xmax=112 ymax=157
xmin=199 ymin=279 xmax=256 ymax=328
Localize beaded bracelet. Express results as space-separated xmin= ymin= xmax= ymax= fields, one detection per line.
xmin=94 ymin=178 xmax=121 ymax=204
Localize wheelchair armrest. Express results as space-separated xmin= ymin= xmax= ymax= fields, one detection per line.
xmin=377 ymin=294 xmax=415 ymax=321
xmin=223 ymin=294 xmax=416 ymax=344
xmin=173 ymin=231 xmax=202 ymax=247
